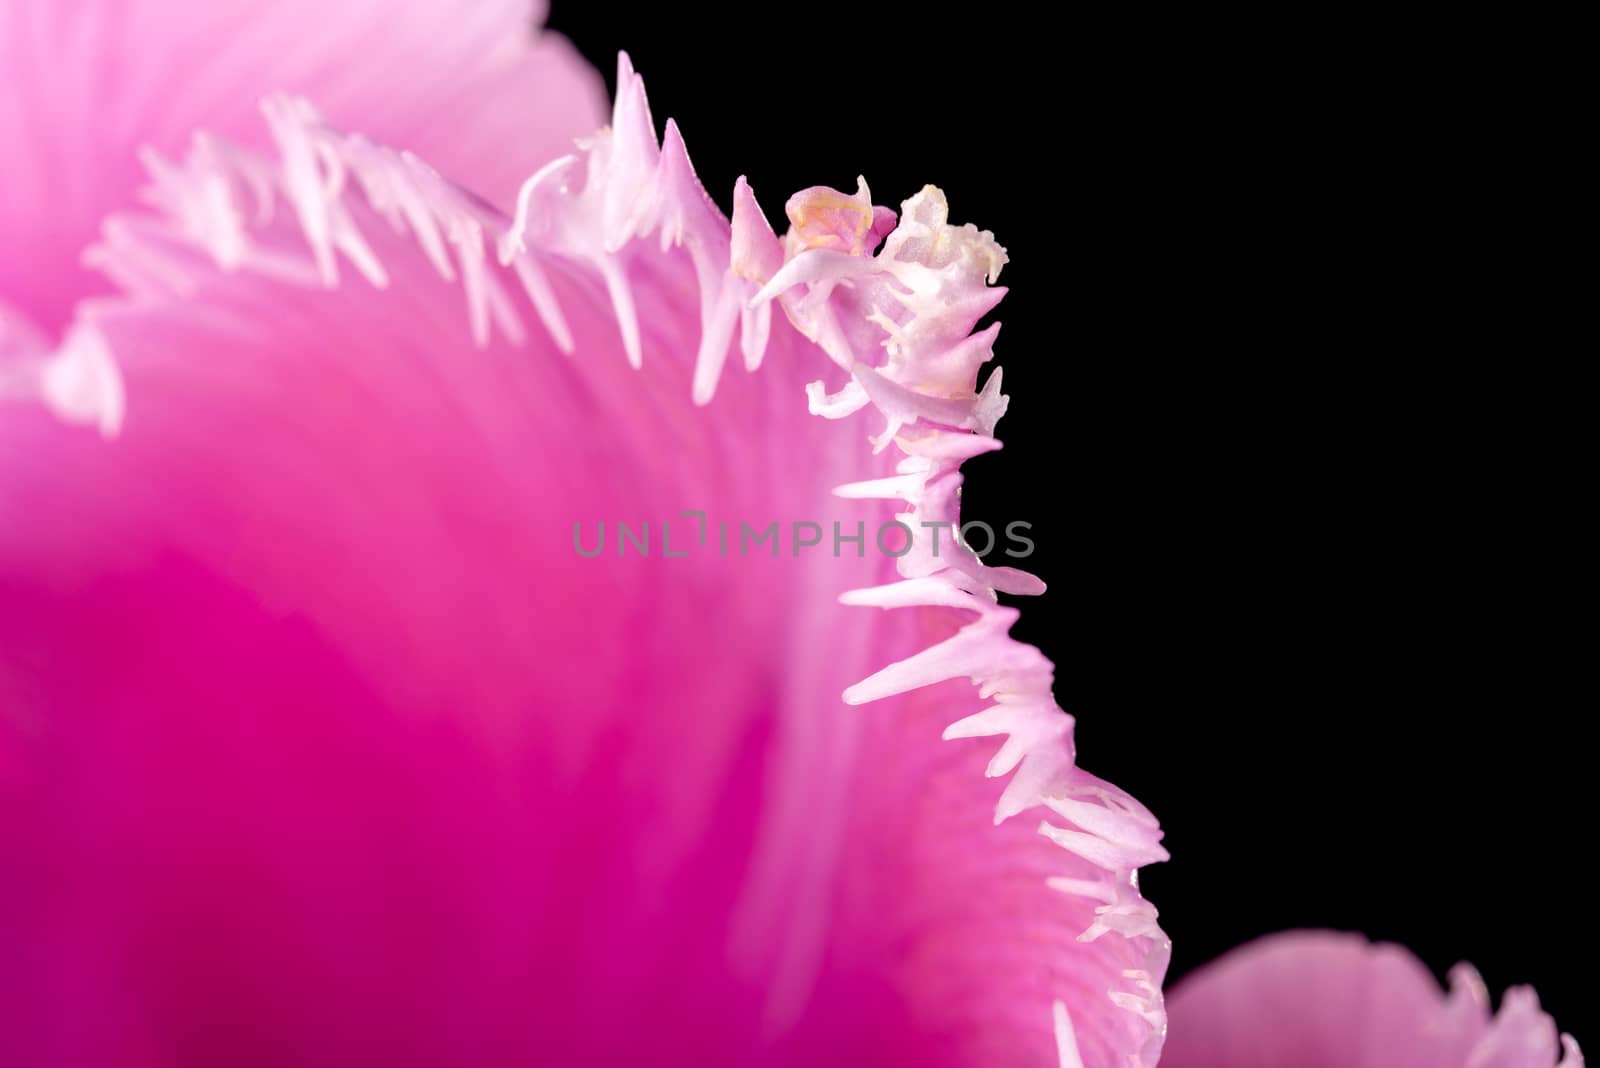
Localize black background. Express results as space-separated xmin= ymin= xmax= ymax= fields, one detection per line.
xmin=549 ymin=2 xmax=1587 ymax=1044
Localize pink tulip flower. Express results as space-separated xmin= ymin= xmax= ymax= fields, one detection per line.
xmin=3 ymin=4 xmax=1579 ymax=1067
xmin=1 ymin=2 xmax=1167 ymax=1065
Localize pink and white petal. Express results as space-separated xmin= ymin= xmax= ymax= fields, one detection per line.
xmin=1162 ymin=931 xmax=1583 ymax=1068
xmin=0 ymin=0 xmax=605 ymax=334
xmin=2 ymin=67 xmax=1168 ymax=1066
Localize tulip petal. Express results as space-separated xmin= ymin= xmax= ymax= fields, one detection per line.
xmin=1162 ymin=931 xmax=1583 ymax=1068
xmin=2 ymin=63 xmax=1168 ymax=1067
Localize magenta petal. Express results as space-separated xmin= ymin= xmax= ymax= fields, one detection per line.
xmin=3 ymin=59 xmax=1168 ymax=1066
xmin=1163 ymin=931 xmax=1583 ymax=1068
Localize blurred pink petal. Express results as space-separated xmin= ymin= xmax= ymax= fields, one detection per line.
xmin=1162 ymin=931 xmax=1582 ymax=1068
xmin=0 ymin=0 xmax=604 ymax=336
xmin=0 ymin=17 xmax=1169 ymax=1066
